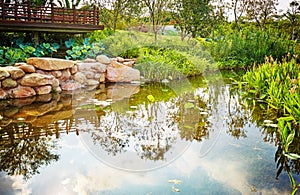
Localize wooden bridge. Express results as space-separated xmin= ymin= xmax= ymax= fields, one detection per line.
xmin=0 ymin=1 xmax=104 ymax=33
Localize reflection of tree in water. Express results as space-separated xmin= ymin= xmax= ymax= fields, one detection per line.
xmin=0 ymin=122 xmax=60 ymax=180
xmin=225 ymin=88 xmax=249 ymax=139
xmin=90 ymin=90 xmax=211 ymax=161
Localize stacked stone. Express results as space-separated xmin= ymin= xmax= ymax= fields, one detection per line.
xmin=0 ymin=55 xmax=140 ymax=100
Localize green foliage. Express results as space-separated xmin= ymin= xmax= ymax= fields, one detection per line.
xmin=136 ymin=47 xmax=210 ymax=81
xmin=243 ymin=59 xmax=300 ymax=158
xmin=65 ymin=37 xmax=105 ymax=60
xmin=0 ymin=38 xmax=60 ymax=65
xmin=209 ymin=27 xmax=296 ymax=68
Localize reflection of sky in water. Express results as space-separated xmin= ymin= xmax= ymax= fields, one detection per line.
xmin=3 ymin=127 xmax=290 ymax=195
xmin=0 ymin=81 xmax=294 ymax=194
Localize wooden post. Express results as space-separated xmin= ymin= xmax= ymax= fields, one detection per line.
xmin=33 ymin=32 xmax=39 ymax=46
xmin=51 ymin=3 xmax=54 ymax=22
xmin=93 ymin=5 xmax=96 ymax=25
xmin=27 ymin=0 xmax=31 ymax=21
xmin=14 ymin=3 xmax=18 ymax=20
xmin=73 ymin=5 xmax=76 ymax=24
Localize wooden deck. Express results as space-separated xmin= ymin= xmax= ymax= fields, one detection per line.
xmin=0 ymin=1 xmax=104 ymax=33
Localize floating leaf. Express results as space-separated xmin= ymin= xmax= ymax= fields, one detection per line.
xmin=184 ymin=102 xmax=194 ymax=109
xmin=147 ymin=95 xmax=155 ymax=103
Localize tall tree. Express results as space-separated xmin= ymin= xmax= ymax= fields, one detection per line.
xmin=230 ymin=0 xmax=248 ymax=30
xmin=142 ymin=0 xmax=172 ymax=42
xmin=245 ymin=0 xmax=278 ymax=30
xmin=171 ymin=0 xmax=212 ymax=40
xmin=84 ymin=0 xmax=140 ymax=31
xmin=284 ymin=1 xmax=300 ymax=40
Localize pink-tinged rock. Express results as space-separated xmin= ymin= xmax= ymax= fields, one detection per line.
xmin=82 ymin=71 xmax=95 ymax=79
xmin=123 ymin=61 xmax=135 ymax=67
xmin=51 ymin=78 xmax=60 ymax=87
xmin=5 ymin=66 xmax=25 ymax=79
xmin=36 ymin=69 xmax=51 ymax=75
xmin=58 ymin=69 xmax=71 ymax=81
xmin=77 ymin=62 xmax=107 ymax=73
xmin=86 ymin=79 xmax=99 ymax=86
xmin=0 ymin=89 xmax=8 ymax=99
xmin=111 ymin=61 xmax=124 ymax=68
xmin=116 ymin=57 xmax=125 ymax=62
xmin=84 ymin=58 xmax=97 ymax=63
xmin=26 ymin=57 xmax=75 ymax=71
xmin=19 ymin=73 xmax=56 ymax=87
xmin=0 ymin=68 xmax=10 ymax=80
xmin=51 ymin=70 xmax=62 ymax=78
xmin=96 ymin=55 xmax=111 ymax=64
xmin=34 ymin=85 xmax=52 ymax=95
xmin=73 ymin=72 xmax=87 ymax=84
xmin=14 ymin=62 xmax=27 ymax=66
xmin=17 ymin=64 xmax=36 ymax=73
xmin=7 ymin=86 xmax=36 ymax=98
xmin=61 ymin=81 xmax=82 ymax=91
xmin=2 ymin=78 xmax=18 ymax=89
xmin=70 ymin=65 xmax=78 ymax=74
xmin=92 ymin=63 xmax=107 ymax=73
xmin=106 ymin=64 xmax=140 ymax=83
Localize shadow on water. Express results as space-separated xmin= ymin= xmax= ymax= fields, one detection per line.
xmin=0 ymin=71 xmax=299 ymax=193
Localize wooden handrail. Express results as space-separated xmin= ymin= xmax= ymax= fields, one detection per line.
xmin=0 ymin=1 xmax=100 ymax=25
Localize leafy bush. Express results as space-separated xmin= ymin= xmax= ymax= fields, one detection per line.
xmin=135 ymin=47 xmax=211 ymax=81
xmin=0 ymin=38 xmax=59 ymax=65
xmin=209 ymin=27 xmax=296 ymax=68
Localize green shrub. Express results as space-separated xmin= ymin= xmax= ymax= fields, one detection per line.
xmin=210 ymin=27 xmax=296 ymax=68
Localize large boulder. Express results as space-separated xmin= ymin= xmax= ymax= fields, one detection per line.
xmin=7 ymin=86 xmax=36 ymax=98
xmin=15 ymin=64 xmax=36 ymax=73
xmin=34 ymin=85 xmax=52 ymax=95
xmin=106 ymin=63 xmax=140 ymax=83
xmin=96 ymin=55 xmax=111 ymax=64
xmin=5 ymin=66 xmax=25 ymax=79
xmin=26 ymin=57 xmax=75 ymax=71
xmin=2 ymin=78 xmax=18 ymax=89
xmin=0 ymin=68 xmax=10 ymax=80
xmin=73 ymin=72 xmax=87 ymax=84
xmin=19 ymin=73 xmax=56 ymax=87
xmin=77 ymin=62 xmax=107 ymax=73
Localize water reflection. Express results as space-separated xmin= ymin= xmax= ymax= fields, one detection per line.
xmin=0 ymin=73 xmax=298 ymax=193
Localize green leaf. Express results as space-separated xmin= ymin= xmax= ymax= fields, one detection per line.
xmin=147 ymin=95 xmax=155 ymax=103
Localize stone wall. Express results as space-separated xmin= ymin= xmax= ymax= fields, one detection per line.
xmin=0 ymin=55 xmax=140 ymax=99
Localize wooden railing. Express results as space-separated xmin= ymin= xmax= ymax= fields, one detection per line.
xmin=0 ymin=1 xmax=99 ymax=25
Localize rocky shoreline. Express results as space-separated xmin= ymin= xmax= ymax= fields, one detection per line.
xmin=0 ymin=55 xmax=140 ymax=99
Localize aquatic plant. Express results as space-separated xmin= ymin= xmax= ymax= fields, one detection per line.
xmin=243 ymin=58 xmax=300 ymax=194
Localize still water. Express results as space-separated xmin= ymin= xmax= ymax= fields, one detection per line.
xmin=0 ymin=71 xmax=298 ymax=194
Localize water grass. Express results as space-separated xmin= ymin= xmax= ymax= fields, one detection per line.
xmin=243 ymin=58 xmax=300 ymax=194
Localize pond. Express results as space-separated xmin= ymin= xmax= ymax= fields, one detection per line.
xmin=0 ymin=71 xmax=298 ymax=194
